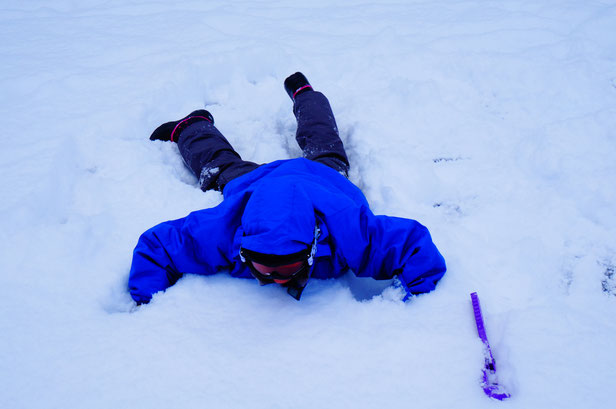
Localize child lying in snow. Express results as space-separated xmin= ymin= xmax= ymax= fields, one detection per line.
xmin=128 ymin=72 xmax=446 ymax=304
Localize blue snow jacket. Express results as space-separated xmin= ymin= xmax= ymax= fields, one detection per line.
xmin=129 ymin=158 xmax=446 ymax=304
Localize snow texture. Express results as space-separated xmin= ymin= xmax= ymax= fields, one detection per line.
xmin=1 ymin=1 xmax=615 ymax=408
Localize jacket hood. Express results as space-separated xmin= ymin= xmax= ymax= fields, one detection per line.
xmin=240 ymin=176 xmax=316 ymax=257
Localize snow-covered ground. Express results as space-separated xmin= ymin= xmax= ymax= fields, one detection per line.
xmin=1 ymin=1 xmax=615 ymax=408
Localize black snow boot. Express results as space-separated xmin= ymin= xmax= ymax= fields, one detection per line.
xmin=284 ymin=72 xmax=313 ymax=101
xmin=149 ymin=109 xmax=214 ymax=143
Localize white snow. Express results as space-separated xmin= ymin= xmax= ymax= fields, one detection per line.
xmin=1 ymin=1 xmax=616 ymax=408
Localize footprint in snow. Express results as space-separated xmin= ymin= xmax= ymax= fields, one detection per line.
xmin=601 ymin=261 xmax=616 ymax=297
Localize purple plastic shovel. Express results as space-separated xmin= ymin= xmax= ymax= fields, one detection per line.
xmin=470 ymin=292 xmax=511 ymax=400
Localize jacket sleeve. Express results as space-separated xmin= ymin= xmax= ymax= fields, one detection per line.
xmin=327 ymin=204 xmax=447 ymax=296
xmin=128 ymin=214 xmax=222 ymax=304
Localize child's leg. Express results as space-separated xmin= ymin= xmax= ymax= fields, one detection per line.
xmin=293 ymin=91 xmax=350 ymax=176
xmin=178 ymin=121 xmax=259 ymax=192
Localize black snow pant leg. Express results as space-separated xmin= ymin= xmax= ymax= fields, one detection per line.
xmin=293 ymin=91 xmax=350 ymax=176
xmin=178 ymin=121 xmax=259 ymax=192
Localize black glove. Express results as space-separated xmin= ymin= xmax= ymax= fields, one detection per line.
xmin=149 ymin=109 xmax=214 ymax=143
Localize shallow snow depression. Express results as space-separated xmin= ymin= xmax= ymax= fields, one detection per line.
xmin=1 ymin=1 xmax=615 ymax=408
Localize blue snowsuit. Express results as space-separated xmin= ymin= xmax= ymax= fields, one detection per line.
xmin=129 ymin=91 xmax=446 ymax=304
